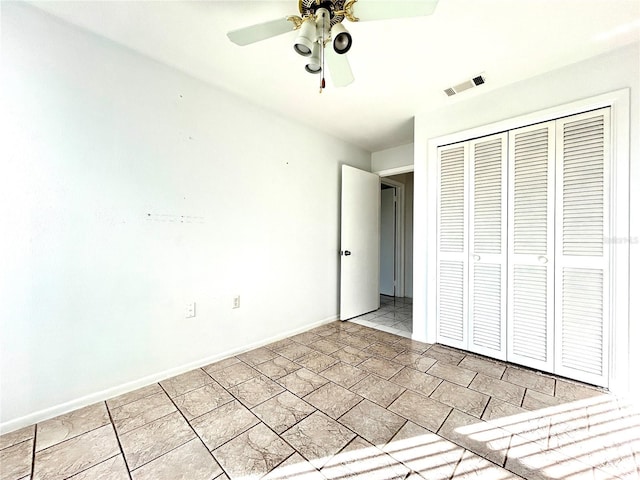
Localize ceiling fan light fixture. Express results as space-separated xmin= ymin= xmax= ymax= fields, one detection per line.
xmin=305 ymin=42 xmax=322 ymax=74
xmin=331 ymin=22 xmax=352 ymax=54
xmin=294 ymin=16 xmax=316 ymax=56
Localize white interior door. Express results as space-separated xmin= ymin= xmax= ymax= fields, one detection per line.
xmin=340 ymin=165 xmax=380 ymax=320
xmin=468 ymin=133 xmax=508 ymax=360
xmin=436 ymin=143 xmax=469 ymax=349
xmin=554 ymin=108 xmax=610 ymax=387
xmin=380 ymin=187 xmax=396 ymax=296
xmin=507 ymin=122 xmax=556 ymax=372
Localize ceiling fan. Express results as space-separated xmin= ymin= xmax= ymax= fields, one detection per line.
xmin=227 ymin=0 xmax=439 ymax=91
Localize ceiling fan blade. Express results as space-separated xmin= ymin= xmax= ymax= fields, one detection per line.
xmin=227 ymin=17 xmax=296 ymax=46
xmin=351 ymin=0 xmax=439 ymax=21
xmin=326 ymin=50 xmax=354 ymax=88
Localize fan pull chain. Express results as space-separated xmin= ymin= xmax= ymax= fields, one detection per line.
xmin=319 ymin=13 xmax=325 ymax=93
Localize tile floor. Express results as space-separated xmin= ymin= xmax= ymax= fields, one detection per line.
xmin=350 ymin=295 xmax=412 ymax=338
xmin=2 ymin=320 xmax=639 ymax=480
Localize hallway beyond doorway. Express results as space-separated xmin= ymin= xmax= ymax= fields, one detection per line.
xmin=350 ymin=295 xmax=412 ymax=338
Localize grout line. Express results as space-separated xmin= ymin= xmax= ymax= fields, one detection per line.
xmin=29 ymin=423 xmax=37 ymax=479
xmin=105 ymin=401 xmax=134 ymax=480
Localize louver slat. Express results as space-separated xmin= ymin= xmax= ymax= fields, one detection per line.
xmin=472 ymin=264 xmax=502 ymax=351
xmin=439 ymin=260 xmax=465 ymax=341
xmin=560 ymin=268 xmax=604 ymax=375
xmin=473 ymin=139 xmax=503 ymax=254
xmin=562 ymin=116 xmax=605 ymax=257
xmin=513 ymin=128 xmax=549 ymax=255
xmin=439 ymin=147 xmax=466 ymax=253
xmin=512 ymin=265 xmax=548 ymax=362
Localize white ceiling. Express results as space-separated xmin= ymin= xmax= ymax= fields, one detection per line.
xmin=30 ymin=0 xmax=640 ymax=152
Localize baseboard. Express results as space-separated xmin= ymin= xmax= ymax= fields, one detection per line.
xmin=0 ymin=315 xmax=338 ymax=434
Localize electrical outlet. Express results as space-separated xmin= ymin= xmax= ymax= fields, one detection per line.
xmin=232 ymin=296 xmax=240 ymax=309
xmin=186 ymin=302 xmax=196 ymax=318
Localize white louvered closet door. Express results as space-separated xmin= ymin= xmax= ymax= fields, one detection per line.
xmin=554 ymin=108 xmax=610 ymax=387
xmin=436 ymin=143 xmax=468 ymax=350
xmin=468 ymin=134 xmax=507 ymax=359
xmin=507 ymin=122 xmax=556 ymax=372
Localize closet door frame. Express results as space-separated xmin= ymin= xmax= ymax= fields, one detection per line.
xmin=426 ymin=89 xmax=630 ymax=393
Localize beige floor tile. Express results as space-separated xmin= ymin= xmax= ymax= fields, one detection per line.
xmin=276 ymin=368 xmax=329 ymax=397
xmin=502 ymin=367 xmax=555 ymax=396
xmin=364 ymin=342 xmax=406 ymax=359
xmin=36 ymin=402 xmax=110 ymax=452
xmin=437 ymin=409 xmax=509 ymax=466
xmin=173 ymin=382 xmax=234 ymax=420
xmin=431 ymin=381 xmax=490 ymax=418
xmin=255 ymin=356 xmax=302 ymax=380
xmin=264 ymin=338 xmax=295 ymax=352
xmin=262 ymin=452 xmax=325 ymax=480
xmin=68 ymin=455 xmax=129 ymax=480
xmin=554 ymin=379 xmax=606 ymax=402
xmin=469 ymin=374 xmax=525 ymax=406
xmin=106 ymin=383 xmax=163 ymax=410
xmin=308 ymin=339 xmax=343 ymax=355
xmin=320 ymin=362 xmax=368 ymax=388
xmin=190 ymin=400 xmax=259 ymax=451
xmin=388 ymin=390 xmax=452 ymax=432
xmin=202 ymin=357 xmax=241 ymax=375
xmin=459 ymin=356 xmax=506 ymax=379
xmin=392 ymin=351 xmax=437 ymax=372
xmin=321 ymin=436 xmax=410 ymax=480
xmin=213 ymin=423 xmax=294 ymax=479
xmin=33 ymin=425 xmax=119 ymax=480
xmin=295 ymin=351 xmax=339 ymax=374
xmin=118 ymin=411 xmax=195 ymax=470
xmin=522 ymin=389 xmax=564 ymax=410
xmin=391 ymin=337 xmax=431 ymax=355
xmin=289 ymin=331 xmax=323 ymax=345
xmin=452 ymin=449 xmax=524 ymax=479
xmin=274 ymin=343 xmax=315 ymax=361
xmin=428 ymin=362 xmax=477 ymax=387
xmin=131 ymin=438 xmax=222 ymax=480
xmin=207 ymin=362 xmax=260 ymax=389
xmin=281 ymin=411 xmax=355 ymax=469
xmin=338 ymin=399 xmax=406 ymax=446
xmin=383 ymin=421 xmax=463 ymax=480
xmin=110 ymin=392 xmax=176 ymax=434
xmin=330 ymin=346 xmax=372 ymax=366
xmin=424 ymin=345 xmax=466 ymax=365
xmin=349 ymin=374 xmax=405 ymax=408
xmin=252 ymin=391 xmax=315 ymax=434
xmin=358 ymin=357 xmax=404 ymax=380
xmin=482 ymin=397 xmax=528 ymax=421
xmin=338 ymin=333 xmax=376 ymax=350
xmin=390 ymin=367 xmax=442 ymax=397
xmin=228 ymin=375 xmax=284 ymax=408
xmin=1 ymin=439 xmax=33 ymax=480
xmin=304 ymin=382 xmax=363 ymax=419
xmin=236 ymin=347 xmax=278 ymax=366
xmin=160 ymin=368 xmax=214 ymax=398
xmin=0 ymin=426 xmax=35 ymax=451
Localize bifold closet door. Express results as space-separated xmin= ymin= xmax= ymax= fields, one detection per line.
xmin=436 ymin=143 xmax=468 ymax=350
xmin=555 ymin=108 xmax=610 ymax=387
xmin=468 ymin=134 xmax=507 ymax=359
xmin=507 ymin=122 xmax=556 ymax=372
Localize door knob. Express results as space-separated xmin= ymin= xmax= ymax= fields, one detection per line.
xmin=473 ymin=254 xmax=481 ymax=261
xmin=538 ymin=255 xmax=548 ymax=264
xmin=343 ymin=250 xmax=352 ymax=256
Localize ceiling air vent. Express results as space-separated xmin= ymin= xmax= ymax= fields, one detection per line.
xmin=444 ymin=74 xmax=486 ymax=97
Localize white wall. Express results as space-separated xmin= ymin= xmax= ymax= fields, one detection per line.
xmin=413 ymin=42 xmax=640 ymax=394
xmin=372 ymin=143 xmax=413 ymax=173
xmin=0 ymin=3 xmax=370 ymax=431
